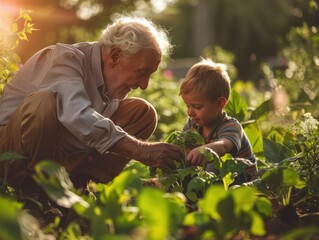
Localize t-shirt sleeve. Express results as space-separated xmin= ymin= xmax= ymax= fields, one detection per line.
xmin=218 ymin=119 xmax=243 ymax=154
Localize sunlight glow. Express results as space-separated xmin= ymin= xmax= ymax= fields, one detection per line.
xmin=77 ymin=1 xmax=103 ymax=20
xmin=0 ymin=16 xmax=13 ymax=51
xmin=0 ymin=3 xmax=18 ymax=51
xmin=60 ymin=0 xmax=79 ymax=9
xmin=150 ymin=0 xmax=176 ymax=13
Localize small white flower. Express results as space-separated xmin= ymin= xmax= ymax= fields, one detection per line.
xmin=299 ymin=112 xmax=319 ymax=133
xmin=275 ymin=106 xmax=291 ymax=117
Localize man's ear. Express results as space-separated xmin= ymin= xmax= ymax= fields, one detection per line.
xmin=109 ymin=47 xmax=122 ymax=66
xmin=101 ymin=46 xmax=122 ymax=67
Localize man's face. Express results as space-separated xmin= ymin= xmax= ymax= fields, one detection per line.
xmin=102 ymin=47 xmax=161 ymax=100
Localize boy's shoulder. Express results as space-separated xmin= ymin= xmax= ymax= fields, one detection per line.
xmin=222 ymin=112 xmax=242 ymax=126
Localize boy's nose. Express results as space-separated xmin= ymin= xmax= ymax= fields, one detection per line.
xmin=187 ymin=108 xmax=195 ymax=117
xmin=138 ymin=78 xmax=149 ymax=90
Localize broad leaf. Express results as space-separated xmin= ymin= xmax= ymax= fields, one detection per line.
xmin=263 ymin=137 xmax=294 ymax=163
xmin=138 ymin=188 xmax=170 ymax=240
xmin=250 ymin=99 xmax=272 ymax=120
xmin=224 ymin=90 xmax=247 ymax=122
xmin=0 ymin=152 xmax=26 ymax=162
xmin=244 ymin=122 xmax=264 ymax=154
xmin=32 ymin=160 xmax=88 ymax=208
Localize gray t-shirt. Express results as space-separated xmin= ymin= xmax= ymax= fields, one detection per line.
xmin=183 ymin=112 xmax=256 ymax=163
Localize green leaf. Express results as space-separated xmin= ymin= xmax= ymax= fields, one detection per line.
xmin=261 ymin=166 xmax=306 ymax=189
xmin=224 ymin=90 xmax=247 ymax=122
xmin=263 ymin=137 xmax=294 ymax=163
xmin=183 ymin=211 xmax=210 ymax=226
xmin=249 ymin=211 xmax=266 ymax=236
xmin=184 ymin=129 xmax=205 ymax=147
xmin=165 ymin=192 xmax=187 ymax=231
xmin=138 ymin=188 xmax=169 ymax=240
xmin=202 ymin=148 xmax=221 ymax=164
xmin=0 ymin=152 xmax=26 ymax=162
xmin=18 ymin=32 xmax=28 ymax=41
xmin=32 ymin=160 xmax=89 ymax=208
xmin=185 ymin=191 xmax=198 ymax=202
xmin=198 ymin=185 xmax=228 ymax=220
xmin=19 ymin=9 xmax=32 ymax=21
xmin=0 ymin=196 xmax=23 ymax=240
xmin=222 ymin=172 xmax=234 ymax=190
xmin=220 ymin=158 xmax=253 ymax=178
xmin=164 ymin=130 xmax=184 ymax=146
xmin=177 ymin=167 xmax=195 ymax=180
xmin=232 ymin=187 xmax=257 ymax=213
xmin=102 ymin=169 xmax=142 ymax=198
xmin=244 ymin=122 xmax=264 ymax=154
xmin=187 ymin=176 xmax=206 ymax=194
xmin=158 ymin=175 xmax=179 ymax=191
xmin=216 ymin=195 xmax=237 ymax=235
xmin=250 ymin=99 xmax=272 ymax=120
xmin=255 ymin=197 xmax=272 ymax=218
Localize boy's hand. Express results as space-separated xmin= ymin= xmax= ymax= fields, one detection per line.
xmin=186 ymin=147 xmax=205 ymax=166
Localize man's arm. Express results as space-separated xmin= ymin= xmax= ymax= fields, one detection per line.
xmin=109 ymin=135 xmax=182 ymax=169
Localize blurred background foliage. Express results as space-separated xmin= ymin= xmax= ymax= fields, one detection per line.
xmin=1 ymin=0 xmax=318 ymax=80
xmin=1 ymin=0 xmax=319 ymax=128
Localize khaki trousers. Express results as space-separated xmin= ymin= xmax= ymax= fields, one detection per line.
xmin=0 ymin=90 xmax=157 ymax=190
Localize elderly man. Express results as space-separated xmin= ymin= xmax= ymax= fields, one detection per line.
xmin=0 ymin=14 xmax=182 ymax=193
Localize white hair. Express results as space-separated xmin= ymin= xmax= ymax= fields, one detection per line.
xmin=99 ymin=14 xmax=172 ymax=57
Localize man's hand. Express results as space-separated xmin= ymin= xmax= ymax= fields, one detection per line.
xmin=109 ymin=135 xmax=182 ymax=169
xmin=138 ymin=142 xmax=182 ymax=169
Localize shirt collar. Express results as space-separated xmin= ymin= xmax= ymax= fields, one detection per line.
xmin=91 ymin=42 xmax=105 ymax=89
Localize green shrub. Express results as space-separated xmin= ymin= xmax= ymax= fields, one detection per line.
xmin=0 ymin=9 xmax=36 ymax=96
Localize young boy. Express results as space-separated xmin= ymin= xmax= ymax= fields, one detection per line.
xmin=179 ymin=58 xmax=257 ymax=183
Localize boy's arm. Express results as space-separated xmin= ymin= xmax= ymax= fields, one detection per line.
xmin=205 ymin=137 xmax=234 ymax=157
xmin=186 ymin=138 xmax=234 ymax=166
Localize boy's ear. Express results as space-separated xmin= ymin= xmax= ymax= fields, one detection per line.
xmin=217 ymin=97 xmax=227 ymax=110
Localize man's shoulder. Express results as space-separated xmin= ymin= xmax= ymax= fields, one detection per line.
xmin=54 ymin=42 xmax=98 ymax=56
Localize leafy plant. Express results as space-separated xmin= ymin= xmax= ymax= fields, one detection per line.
xmin=0 ymin=8 xmax=36 ymax=95
xmin=155 ymin=130 xmax=255 ymax=205
xmin=0 ymin=152 xmax=26 ymax=194
xmin=32 ymin=160 xmax=89 ymax=209
xmin=33 ymin=160 xmax=188 ymax=240
xmin=184 ymin=185 xmax=272 ymax=239
xmin=156 ymin=130 xmax=220 ymax=204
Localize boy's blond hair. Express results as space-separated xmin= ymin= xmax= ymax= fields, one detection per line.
xmin=179 ymin=58 xmax=231 ymax=101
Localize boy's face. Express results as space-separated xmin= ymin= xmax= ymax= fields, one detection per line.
xmin=182 ymin=89 xmax=223 ymax=128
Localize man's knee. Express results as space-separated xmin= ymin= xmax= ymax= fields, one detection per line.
xmin=128 ymin=97 xmax=157 ymax=125
xmin=23 ymin=90 xmax=57 ymax=122
xmin=111 ymin=97 xmax=157 ymax=140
